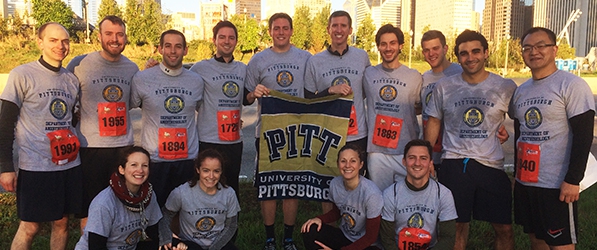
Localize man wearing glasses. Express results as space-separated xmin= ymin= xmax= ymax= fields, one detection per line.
xmin=509 ymin=27 xmax=594 ymax=249
xmin=424 ymin=30 xmax=516 ymax=250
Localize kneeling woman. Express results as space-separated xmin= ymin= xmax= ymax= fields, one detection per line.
xmin=76 ymin=146 xmax=162 ymax=249
xmin=159 ymin=149 xmax=240 ymax=250
xmin=301 ymin=144 xmax=383 ymax=250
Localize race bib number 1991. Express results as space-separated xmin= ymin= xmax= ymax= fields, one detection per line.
xmin=47 ymin=129 xmax=80 ymax=165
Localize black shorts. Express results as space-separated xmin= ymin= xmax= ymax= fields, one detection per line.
xmin=199 ymin=142 xmax=242 ymax=198
xmin=439 ymin=158 xmax=512 ymax=224
xmin=17 ymin=166 xmax=83 ymax=222
xmin=514 ymin=182 xmax=578 ymax=246
xmin=149 ymin=160 xmax=195 ymax=207
xmin=77 ymin=146 xmax=132 ymax=218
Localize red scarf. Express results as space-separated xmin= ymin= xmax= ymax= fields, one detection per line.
xmin=109 ymin=172 xmax=152 ymax=211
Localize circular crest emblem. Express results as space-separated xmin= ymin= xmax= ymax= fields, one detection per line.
xmin=222 ymin=81 xmax=240 ymax=98
xmin=379 ymin=85 xmax=397 ymax=101
xmin=524 ymin=107 xmax=542 ymax=129
xmin=276 ymin=70 xmax=293 ymax=87
xmin=425 ymin=91 xmax=432 ymax=105
xmin=164 ymin=95 xmax=184 ymax=114
xmin=102 ymin=84 xmax=123 ymax=102
xmin=341 ymin=213 xmax=356 ymax=229
xmin=195 ymin=217 xmax=216 ymax=232
xmin=125 ymin=229 xmax=141 ymax=245
xmin=332 ymin=76 xmax=351 ymax=86
xmin=49 ymin=99 xmax=68 ymax=120
xmin=463 ymin=107 xmax=484 ymax=127
xmin=407 ymin=212 xmax=424 ymax=228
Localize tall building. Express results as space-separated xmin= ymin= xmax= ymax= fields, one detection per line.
xmin=236 ymin=0 xmax=260 ymax=20
xmin=199 ymin=2 xmax=228 ymax=40
xmin=354 ymin=0 xmax=412 ymax=34
xmin=533 ymin=0 xmax=597 ymax=57
xmin=1 ymin=0 xmax=8 ymax=18
xmin=414 ymin=0 xmax=477 ymax=46
xmin=481 ymin=0 xmax=525 ymax=42
xmin=169 ymin=12 xmax=200 ymax=41
xmin=262 ymin=0 xmax=330 ymax=20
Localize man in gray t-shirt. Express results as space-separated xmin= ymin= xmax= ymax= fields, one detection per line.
xmin=424 ymin=30 xmax=515 ymax=250
xmin=66 ymin=16 xmax=139 ymax=231
xmin=245 ymin=13 xmax=311 ymax=250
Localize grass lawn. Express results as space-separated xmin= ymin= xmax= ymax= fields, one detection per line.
xmin=1 ymin=181 xmax=597 ymax=249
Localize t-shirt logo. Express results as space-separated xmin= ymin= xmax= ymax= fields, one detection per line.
xmin=49 ymin=98 xmax=68 ymax=119
xmin=222 ymin=81 xmax=240 ymax=98
xmin=195 ymin=217 xmax=216 ymax=232
xmin=103 ymin=84 xmax=123 ymax=102
xmin=164 ymin=95 xmax=184 ymax=114
xmin=407 ymin=212 xmax=424 ymax=228
xmin=125 ymin=229 xmax=141 ymax=246
xmin=463 ymin=107 xmax=484 ymax=127
xmin=332 ymin=76 xmax=351 ymax=87
xmin=379 ymin=85 xmax=397 ymax=101
xmin=425 ymin=91 xmax=432 ymax=105
xmin=341 ymin=212 xmax=356 ymax=229
xmin=524 ymin=107 xmax=542 ymax=129
xmin=277 ymin=70 xmax=293 ymax=87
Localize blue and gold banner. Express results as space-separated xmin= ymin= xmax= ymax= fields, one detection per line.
xmin=258 ymin=90 xmax=352 ymax=201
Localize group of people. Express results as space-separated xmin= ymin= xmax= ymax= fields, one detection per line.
xmin=0 ymin=8 xmax=592 ymax=250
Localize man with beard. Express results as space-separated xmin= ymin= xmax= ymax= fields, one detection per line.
xmin=245 ymin=13 xmax=311 ymax=250
xmin=424 ymin=30 xmax=515 ymax=250
xmin=66 ymin=16 xmax=139 ymax=231
xmin=131 ymin=30 xmax=204 ymax=208
xmin=0 ymin=22 xmax=82 ymax=249
xmin=190 ymin=21 xmax=245 ymax=198
xmin=363 ymin=24 xmax=423 ymax=191
xmin=304 ymin=10 xmax=370 ymax=176
xmin=509 ymin=27 xmax=594 ymax=249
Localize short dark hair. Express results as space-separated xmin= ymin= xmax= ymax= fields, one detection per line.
xmin=375 ymin=24 xmax=404 ymax=46
xmin=521 ymin=27 xmax=557 ymax=45
xmin=403 ymin=139 xmax=432 ymax=158
xmin=421 ymin=30 xmax=446 ymax=47
xmin=268 ymin=13 xmax=293 ymax=30
xmin=213 ymin=20 xmax=238 ymax=40
xmin=37 ymin=22 xmax=64 ymax=39
xmin=117 ymin=146 xmax=151 ymax=178
xmin=159 ymin=29 xmax=187 ymax=48
xmin=328 ymin=10 xmax=352 ymax=28
xmin=99 ymin=15 xmax=126 ymax=32
xmin=454 ymin=29 xmax=488 ymax=57
xmin=189 ymin=149 xmax=228 ymax=189
xmin=337 ymin=143 xmax=365 ymax=164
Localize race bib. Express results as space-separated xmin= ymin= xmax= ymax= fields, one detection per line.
xmin=217 ymin=110 xmax=240 ymax=141
xmin=98 ymin=102 xmax=127 ymax=136
xmin=47 ymin=129 xmax=80 ymax=165
xmin=372 ymin=114 xmax=403 ymax=149
xmin=398 ymin=227 xmax=432 ymax=250
xmin=516 ymin=141 xmax=540 ymax=183
xmin=158 ymin=128 xmax=188 ymax=159
xmin=347 ymin=105 xmax=358 ymax=135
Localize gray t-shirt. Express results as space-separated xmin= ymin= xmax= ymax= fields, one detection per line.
xmin=304 ymin=47 xmax=371 ymax=142
xmin=421 ymin=63 xmax=463 ymax=164
xmin=75 ymin=187 xmax=162 ymax=250
xmin=382 ymin=179 xmax=457 ymax=248
xmin=1 ymin=61 xmax=80 ymax=172
xmin=67 ymin=52 xmax=139 ymax=147
xmin=130 ymin=65 xmax=204 ymax=162
xmin=364 ymin=64 xmax=422 ymax=155
xmin=245 ymin=46 xmax=311 ymax=137
xmin=190 ymin=58 xmax=246 ymax=144
xmin=328 ymin=176 xmax=383 ymax=243
xmin=425 ymin=73 xmax=516 ymax=169
xmin=508 ymin=70 xmax=595 ymax=188
xmin=164 ymin=183 xmax=240 ymax=248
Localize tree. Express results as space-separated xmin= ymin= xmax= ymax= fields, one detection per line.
xmin=310 ymin=5 xmax=330 ymax=53
xmin=290 ymin=5 xmax=312 ymax=50
xmin=229 ymin=14 xmax=260 ymax=57
xmin=556 ymin=38 xmax=575 ymax=59
xmin=124 ymin=0 xmax=142 ymax=45
xmin=97 ymin=0 xmax=123 ymax=26
xmin=138 ymin=0 xmax=164 ymax=47
xmin=355 ymin=14 xmax=375 ymax=53
xmin=31 ymin=0 xmax=74 ymax=32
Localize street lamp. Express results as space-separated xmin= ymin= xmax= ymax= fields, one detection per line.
xmin=504 ymin=34 xmax=510 ymax=76
xmin=408 ymin=29 xmax=413 ymax=68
